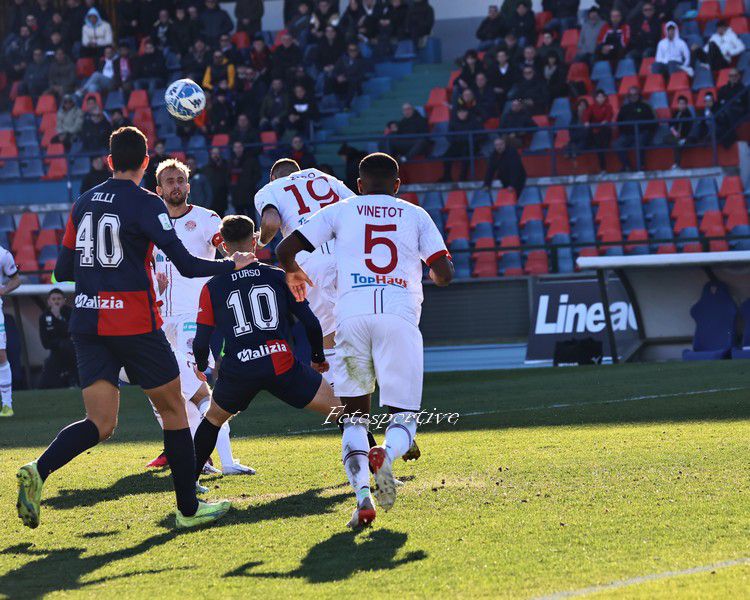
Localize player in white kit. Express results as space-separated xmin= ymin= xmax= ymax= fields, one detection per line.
xmin=277 ymin=153 xmax=454 ymax=527
xmin=253 ymin=159 xmax=355 ymax=388
xmin=0 ymin=245 xmax=20 ymax=417
xmin=145 ymin=159 xmax=253 ymax=475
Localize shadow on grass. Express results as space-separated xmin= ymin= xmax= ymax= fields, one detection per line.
xmin=226 ymin=529 xmax=427 ymax=583
xmin=43 ymin=471 xmax=173 ymax=510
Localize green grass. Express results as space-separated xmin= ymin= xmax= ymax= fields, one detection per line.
xmin=1 ymin=361 xmax=749 ymax=598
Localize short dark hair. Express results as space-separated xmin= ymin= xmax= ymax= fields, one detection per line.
xmin=270 ymin=158 xmax=300 ymax=179
xmin=359 ymin=152 xmax=399 ymax=188
xmin=109 ymin=126 xmax=147 ymax=172
xmin=220 ymin=215 xmax=255 ymax=244
xmin=48 ymin=288 xmax=64 ymax=298
xmin=677 ymin=94 xmax=688 ymax=103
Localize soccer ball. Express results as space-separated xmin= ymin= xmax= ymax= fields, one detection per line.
xmin=164 ymin=79 xmax=206 ymax=121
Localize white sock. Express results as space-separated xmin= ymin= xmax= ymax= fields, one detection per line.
xmin=322 ymin=348 xmax=336 ymax=389
xmin=198 ymin=398 xmax=234 ymax=469
xmin=149 ymin=398 xmax=164 ymax=429
xmin=186 ymin=401 xmax=202 ymax=437
xmin=342 ymin=416 xmax=371 ymax=501
xmin=0 ymin=361 xmax=12 ymax=408
xmin=384 ymin=411 xmax=417 ymax=463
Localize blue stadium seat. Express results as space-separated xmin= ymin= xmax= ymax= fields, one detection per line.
xmin=696 ymin=194 xmax=720 ymax=216
xmin=187 ymin=135 xmax=207 ymax=150
xmin=729 ymin=224 xmax=750 ymax=249
xmin=418 ymin=37 xmax=442 ymax=63
xmin=0 ymin=214 xmax=15 ymax=231
xmin=71 ymin=156 xmax=90 ymax=176
xmin=500 ymin=252 xmax=522 ymax=275
xmin=470 ymin=189 xmax=492 ymax=208
xmin=731 ymin=300 xmax=750 ymax=358
xmin=649 ymin=91 xmax=669 ymax=109
xmin=394 ymin=40 xmax=417 ymax=61
xmin=319 ymin=94 xmax=342 ymax=113
xmin=104 ymin=89 xmax=125 ymax=111
xmin=494 ymin=206 xmax=518 ymax=233
xmin=0 ymin=112 xmax=12 ymax=128
xmin=41 ymin=211 xmax=64 ymax=229
xmin=650 ymin=225 xmax=674 ymax=241
xmin=20 ymin=159 xmax=44 ymax=178
xmin=14 ymin=113 xmax=36 ymax=130
xmin=38 ymin=245 xmax=59 ymax=262
xmin=691 ymin=66 xmax=714 ymax=91
xmin=619 ymin=181 xmax=642 ymax=201
xmin=19 ymin=144 xmax=41 ymax=158
xmin=15 ymin=129 xmax=37 ymax=147
xmin=421 ymin=191 xmax=443 ymax=210
xmin=597 ymin=76 xmax=617 ymax=96
xmin=604 ymin=246 xmax=624 ymax=256
xmin=694 ymin=177 xmax=717 ymax=198
xmin=471 ymin=222 xmax=494 ymax=241
xmin=518 ymin=187 xmax=542 ymax=206
xmin=0 ymin=161 xmax=20 ymax=180
xmin=450 ymin=240 xmax=471 ymax=278
xmin=569 ymin=184 xmax=592 ymax=206
xmin=425 ymin=207 xmax=444 ymax=233
xmin=591 ymin=61 xmax=613 ymax=81
xmin=614 ymin=58 xmax=636 ymax=79
xmin=362 ymin=77 xmax=392 ymax=97
xmin=163 ymin=134 xmax=183 ymax=153
xmin=738 ymin=51 xmax=750 ymax=73
xmin=151 ymin=88 xmax=166 ymax=108
xmin=374 ymin=61 xmax=413 ymax=79
xmin=521 ymin=220 xmax=545 ymax=245
xmin=683 ymin=281 xmax=737 ymax=360
xmin=550 ymin=97 xmax=572 ymax=121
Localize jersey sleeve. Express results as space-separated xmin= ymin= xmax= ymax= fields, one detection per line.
xmin=0 ymin=250 xmax=18 ymax=278
xmin=196 ymin=283 xmax=215 ymax=326
xmin=206 ymin=211 xmax=223 ymax=248
xmin=417 ymin=207 xmax=450 ymax=266
xmin=296 ymin=202 xmax=339 ymax=248
xmin=254 ymin=185 xmax=278 ymax=216
xmin=331 ymin=177 xmax=356 ymax=201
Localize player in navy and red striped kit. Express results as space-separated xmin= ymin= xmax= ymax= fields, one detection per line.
xmin=188 ymin=216 xmax=364 ymax=518
xmin=16 ymin=127 xmax=256 ymax=530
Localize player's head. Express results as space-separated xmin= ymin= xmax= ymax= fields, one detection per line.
xmin=155 ymin=158 xmax=191 ymax=207
xmin=220 ymin=215 xmax=256 ymax=254
xmin=270 ymin=158 xmax=300 ymax=181
xmin=107 ymin=126 xmax=149 ymax=178
xmin=47 ymin=288 xmax=65 ymax=309
xmin=357 ymin=152 xmax=400 ymax=196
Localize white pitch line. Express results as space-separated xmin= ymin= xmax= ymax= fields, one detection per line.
xmin=279 ymin=386 xmax=747 ymax=437
xmin=535 ymin=557 xmax=750 ymax=599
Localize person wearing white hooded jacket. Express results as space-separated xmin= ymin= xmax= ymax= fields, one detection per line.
xmin=81 ymin=7 xmax=113 ymax=58
xmin=692 ymin=20 xmax=746 ymax=71
xmin=653 ymin=22 xmax=694 ymax=77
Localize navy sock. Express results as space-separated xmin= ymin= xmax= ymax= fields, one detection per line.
xmin=163 ymin=428 xmax=199 ymax=517
xmin=36 ymin=419 xmax=100 ymax=481
xmin=367 ymin=431 xmax=377 ymax=448
xmin=193 ymin=418 xmax=221 ymax=481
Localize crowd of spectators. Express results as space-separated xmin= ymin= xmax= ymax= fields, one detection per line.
xmin=1 ymin=0 xmax=436 ymax=215
xmin=382 ymin=0 xmax=750 ymax=183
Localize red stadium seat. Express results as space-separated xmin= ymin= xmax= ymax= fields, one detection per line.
xmin=671 ymin=196 xmax=697 ymax=220
xmin=595 ymin=200 xmax=619 ymax=223
xmin=626 ymin=229 xmax=649 ymax=252
xmin=536 ymin=11 xmax=553 ymax=31
xmin=561 ymin=29 xmax=580 ymax=48
xmin=674 ymin=211 xmax=698 ymax=234
xmin=211 ymin=134 xmax=230 ymax=147
xmin=16 ymin=212 xmax=39 ymax=236
xmin=76 ymin=57 xmax=95 ymax=78
xmin=532 ymin=115 xmax=550 ymax=128
xmin=524 ymin=250 xmax=549 ymax=275
xmin=668 ymin=178 xmax=693 ymax=199
xmin=400 ymin=192 xmax=419 ymax=205
xmin=40 ymin=127 xmax=57 ymax=148
xmin=494 ymin=188 xmax=517 ymax=206
xmin=446 ymin=222 xmax=469 ymax=244
xmin=644 ymin=180 xmax=667 ymax=201
xmin=618 ymin=75 xmax=641 ymax=97
xmin=472 ymin=252 xmax=497 ymax=278
xmin=470 ymin=206 xmax=493 ymax=228
xmin=724 ymin=0 xmax=745 ymax=19
xmin=567 ymin=62 xmax=590 ymax=82
xmin=718 ymin=175 xmax=742 ymax=197
xmin=428 ymin=104 xmax=450 ymax=125
xmin=643 ymin=74 xmax=665 ymax=95
xmin=520 ymin=204 xmax=543 ymax=226
xmin=40 ymin=259 xmax=56 ymax=282
xmin=639 ymin=57 xmax=655 ymax=77
xmin=700 ymin=210 xmax=725 ymax=235
xmin=260 ymin=131 xmax=278 ymax=149
xmin=39 ymin=112 xmax=57 ymax=133
xmin=444 ymin=208 xmax=469 ymax=231
xmin=12 ymin=96 xmax=34 ymax=118
xmin=544 ymin=185 xmax=567 ymax=205
xmin=593 ymin=182 xmax=617 ymax=204
xmin=697 ymin=0 xmax=721 ymax=25
xmin=715 ymin=68 xmax=732 ymax=89
xmin=34 ymin=229 xmax=60 ymax=251
xmin=0 ymin=140 xmax=18 ymax=158
xmin=231 ymin=31 xmax=250 ymax=49
xmin=730 ymin=16 xmax=749 ymax=34
xmin=426 ymin=87 xmax=448 ymax=111
xmin=35 ymin=94 xmax=57 ymax=115
xmin=544 ymin=203 xmax=569 ymax=226
xmin=554 ymin=130 xmax=570 ymax=149
xmin=42 ymin=158 xmax=68 ymax=180
xmin=443 ymin=190 xmax=468 ymax=211
xmin=127 ymin=90 xmax=150 ymax=111
xmin=722 ymin=193 xmax=748 ymax=218
xmin=499 ymin=235 xmax=521 ymax=254
xmin=667 ymin=71 xmax=690 ymax=93
xmin=44 ymin=143 xmax=65 ymax=157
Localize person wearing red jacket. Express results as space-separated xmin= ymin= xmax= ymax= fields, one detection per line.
xmin=584 ymin=89 xmax=615 ymax=172
xmin=596 ymin=9 xmax=630 ymax=65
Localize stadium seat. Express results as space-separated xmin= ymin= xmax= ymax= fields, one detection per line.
xmin=40 ymin=212 xmax=64 ymax=230
xmin=593 ymin=182 xmax=617 ymax=204
xmin=400 ymin=192 xmax=419 ymax=205
xmin=394 ymin=40 xmax=417 ymax=61
xmin=494 ymin=188 xmax=517 ymax=207
xmin=591 ymin=61 xmax=613 ymax=81
xmin=615 ymin=58 xmax=637 ymax=79
xmin=518 ymin=187 xmax=542 ymax=206
xmin=499 ymin=251 xmax=523 ymax=276
xmin=472 ymin=240 xmax=497 ymax=278
xmin=692 ymin=66 xmax=714 ymax=91
xmin=543 ymin=185 xmax=567 ymax=206
xmin=104 ymin=89 xmax=125 ymax=111
xmin=569 ymin=184 xmax=592 ymax=206
xmin=718 ymin=175 xmax=742 ymax=197
xmin=470 ymin=222 xmax=494 ymax=242
xmin=76 ymin=57 xmax=95 ymax=78
xmin=35 ymin=94 xmax=57 ymax=116
xmin=521 ymin=221 xmax=545 ymax=245
xmin=11 ymin=96 xmax=33 ymax=118
xmin=443 ymin=190 xmax=468 ymax=211
xmin=644 ymin=180 xmax=667 ymax=201
xmin=428 ymin=105 xmax=450 ymax=125
xmin=696 ymin=194 xmax=720 ymax=217
xmin=617 ymin=75 xmax=641 ymax=97
xmin=724 ymin=0 xmax=745 ymax=19
xmin=469 ymin=189 xmax=492 ymax=209
xmin=445 ymin=208 xmax=469 ymax=231
xmin=470 ymin=206 xmax=493 ymax=228
xmin=524 ymin=250 xmax=549 ymax=275
xmin=643 ymin=74 xmax=665 ymax=95
xmin=34 ymin=229 xmax=59 ymax=251
xmin=694 ymin=177 xmax=717 ymax=198
xmin=625 ymin=229 xmax=650 ymax=254
xmin=639 ymin=57 xmax=655 ymax=77
xmin=519 ymin=204 xmax=543 ymax=226
xmin=446 ymin=222 xmax=470 ymax=244
xmin=127 ymin=90 xmax=150 ymax=111
xmin=668 ymin=178 xmax=693 ymax=200
xmin=683 ymin=281 xmax=736 ymax=360
xmin=619 ymin=181 xmax=642 ymax=202
xmin=667 ymin=71 xmax=690 ymax=93
xmin=38 ymin=244 xmax=59 ymax=264
xmin=20 ymin=159 xmax=43 ymax=179
xmin=42 ymin=158 xmax=67 ymax=180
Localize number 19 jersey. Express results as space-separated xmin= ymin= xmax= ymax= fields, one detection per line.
xmin=297 ymin=194 xmax=450 ymax=327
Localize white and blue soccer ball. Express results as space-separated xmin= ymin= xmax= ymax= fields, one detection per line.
xmin=164 ymin=79 xmax=206 ymax=121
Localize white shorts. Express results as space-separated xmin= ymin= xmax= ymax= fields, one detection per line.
xmin=0 ymin=311 xmax=6 ymax=350
xmin=334 ymin=313 xmax=424 ymax=411
xmin=162 ymin=314 xmax=211 ymax=401
xmin=300 ymin=250 xmax=337 ymax=337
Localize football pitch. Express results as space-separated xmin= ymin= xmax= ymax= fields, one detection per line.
xmin=0 ymin=361 xmax=749 ymax=599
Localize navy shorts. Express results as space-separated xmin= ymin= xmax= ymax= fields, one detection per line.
xmin=72 ymin=330 xmax=180 ymax=390
xmin=212 ymin=360 xmax=322 ymax=414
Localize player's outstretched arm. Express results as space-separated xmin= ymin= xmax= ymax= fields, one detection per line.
xmin=290 ymin=299 xmax=327 ymax=372
xmin=257 ymin=206 xmax=282 ymax=248
xmin=276 ymin=231 xmax=314 ymax=302
xmin=429 ymin=255 xmax=455 ymax=287
xmin=192 ymin=322 xmax=213 ymax=373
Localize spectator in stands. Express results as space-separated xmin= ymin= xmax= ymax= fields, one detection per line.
xmin=537 ymin=31 xmax=563 ymax=65
xmin=286 ymin=84 xmax=319 ymax=136
xmin=38 ymin=288 xmax=77 ymax=389
xmin=81 ymin=7 xmax=112 ymax=58
xmin=488 ymin=48 xmax=515 ymax=114
xmin=689 ymin=92 xmax=718 ymax=143
xmin=217 ymin=33 xmax=242 ymax=65
xmin=290 ymin=64 xmax=315 ymax=95
xmin=133 ymin=39 xmax=166 ymax=95
xmin=311 ymin=0 xmax=340 ymax=41
xmin=317 ymin=25 xmax=345 ymax=75
xmin=47 ymin=48 xmax=76 ymax=97
xmin=585 ymin=89 xmax=615 ymax=172
xmin=474 ymin=72 xmax=497 ymax=120
xmin=235 ymin=65 xmax=267 ymax=122
xmin=389 ymin=102 xmax=429 ymax=161
xmin=152 ymin=9 xmax=174 ymax=51
xmin=289 ymin=135 xmax=318 ymax=169
xmin=108 ymin=107 xmax=131 ymax=130
xmin=440 ymin=106 xmax=482 ymax=182
xmin=651 ymin=0 xmax=674 ymax=23
xmin=501 ymin=31 xmax=521 ymax=65
xmin=54 ymin=94 xmax=83 ymax=149
xmin=34 ymin=0 xmax=55 ymax=32
xmin=500 ymin=98 xmax=535 ymax=148
xmin=517 ymin=45 xmax=541 ymax=76
xmin=288 ymin=3 xmax=313 ymax=45
xmin=358 ymin=0 xmax=385 ymax=45
xmin=79 ymin=104 xmax=111 ymax=152
xmin=476 ymin=5 xmax=506 ymax=50
xmin=115 ymin=43 xmax=134 ymax=93
xmin=63 ymin=0 xmax=86 ymax=44
xmin=482 ymin=136 xmax=526 ymax=193
xmin=379 ymin=0 xmax=409 ymax=46
xmin=542 ymin=53 xmax=568 ymax=101
xmin=273 ymin=32 xmax=303 ymax=81
xmin=231 ymin=112 xmax=260 ymax=147
xmin=339 ymin=0 xmax=366 ymax=42
xmin=456 ymin=50 xmax=485 ymax=93
xmin=80 ymin=155 xmax=110 ymax=192
xmin=183 ymin=38 xmax=211 ymax=84
xmin=596 ymin=9 xmax=630 ymax=65
xmin=78 ymin=45 xmax=119 ymax=96
xmin=203 ymin=49 xmax=236 ymax=91
xmin=7 ymin=0 xmax=30 ymax=35
xmin=628 ymin=2 xmax=661 ymax=60
xmin=653 ymin=21 xmax=693 ymax=77
xmin=205 ymin=146 xmax=231 ymax=215
xmin=116 ymin=0 xmax=140 ymax=45
xmin=169 ymin=6 xmax=196 ymax=54
xmin=249 ymin=34 xmax=271 ymax=79
xmin=22 ymin=47 xmax=49 ymax=97
xmin=259 ymin=77 xmax=288 ymax=132
xmin=185 ymin=155 xmax=213 ymax=209
xmin=208 ymin=89 xmax=235 ymax=135
xmin=507 ymin=1 xmax=534 ymax=47
xmin=614 ymin=87 xmax=657 ymax=171
xmin=718 ymin=68 xmax=747 ymax=124
xmin=543 ymin=0 xmax=579 ymax=33
xmin=510 ymin=65 xmax=549 ymax=115
xmin=138 ymin=0 xmax=162 ymax=37
xmin=567 ymin=98 xmax=590 ymax=158
xmin=235 ymin=0 xmax=264 ymax=37
xmin=405 ymin=0 xmax=435 ymax=48
xmin=692 ymin=20 xmax=746 ymax=72
xmin=43 ymin=11 xmax=69 ymax=46
xmin=456 ymin=88 xmax=480 ymax=117
xmin=45 ymin=30 xmax=65 ymax=55
xmin=200 ymin=0 xmax=234 ymax=47
xmin=142 ymin=140 xmax=168 ymax=191
xmin=338 ymin=143 xmax=367 ymax=190
xmin=4 ymin=25 xmax=35 ymax=82
xmin=229 ymin=141 xmax=261 ymax=215
xmin=332 ymin=43 xmax=366 ymax=109
xmin=187 ymin=5 xmax=204 ymax=41
xmin=666 ymin=94 xmax=693 ymax=168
